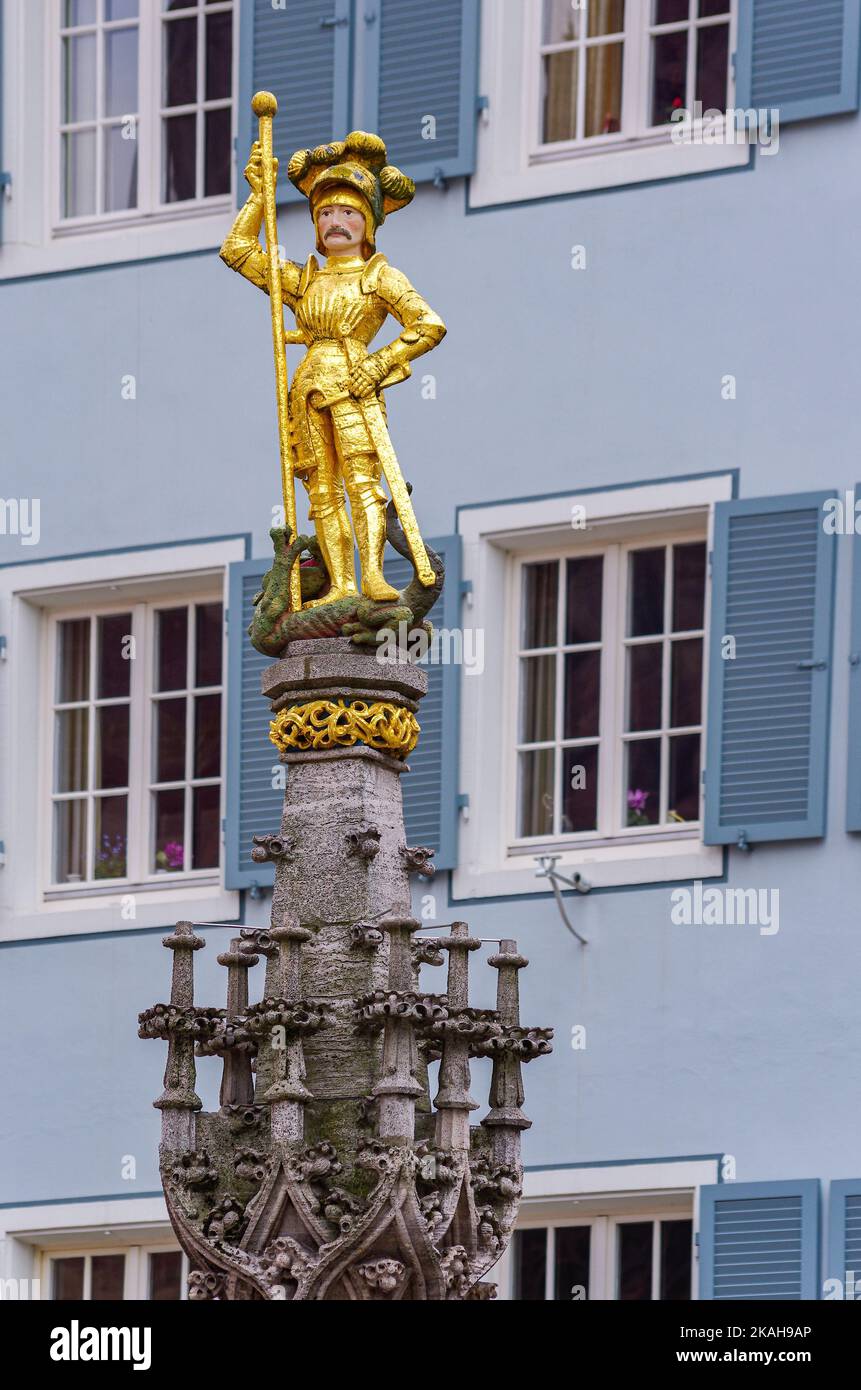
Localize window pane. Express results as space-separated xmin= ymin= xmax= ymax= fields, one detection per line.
xmin=205 ymin=10 xmax=232 ymax=99
xmin=589 ymin=0 xmax=625 ymax=37
xmin=96 ymin=704 xmax=130 ymax=787
xmin=165 ymin=17 xmax=197 ymax=105
xmin=107 ymin=0 xmax=139 ymax=18
xmin=626 ymin=740 xmax=660 ymax=826
xmin=91 ymin=1253 xmax=125 ymax=1300
xmin=670 ymin=638 xmax=702 ymax=727
xmin=195 ymin=602 xmax=223 ymax=686
xmin=519 ymin=655 xmax=555 ymax=743
xmin=521 ymin=562 xmax=558 ymax=648
xmin=651 ymin=30 xmax=688 ymax=124
xmin=564 ymin=650 xmax=600 ymax=738
xmin=654 ymin=0 xmax=688 ymax=21
xmin=98 ymin=613 xmax=132 ymax=698
xmin=562 ymin=744 xmax=598 ymax=833
xmin=204 ymin=106 xmax=231 ymax=197
xmin=514 ymin=1228 xmax=547 ymax=1300
xmin=555 ymin=1225 xmax=591 ymax=1299
xmin=698 ymin=0 xmax=728 ymax=16
xmin=518 ymin=750 xmax=555 ymax=837
xmin=585 ymin=42 xmax=623 ymax=136
xmin=105 ymin=25 xmax=138 ymax=117
xmin=543 ymin=0 xmax=582 ymax=44
xmin=696 ymin=22 xmax=729 ymax=111
xmin=154 ymin=789 xmax=185 ymax=871
xmin=52 ymin=1256 xmax=85 ymax=1300
xmin=660 ymin=1219 xmax=693 ymax=1299
xmin=149 ymin=1250 xmax=183 ymax=1300
xmin=63 ymin=34 xmax=97 ymax=121
xmin=627 ymin=643 xmax=662 ymax=731
xmin=164 ymin=113 xmax=197 ymax=202
xmin=55 ymin=708 xmax=89 ymax=792
xmin=565 ymin=555 xmax=603 ymax=644
xmin=157 ymin=608 xmax=188 ymax=691
xmin=193 ymin=784 xmax=220 ymax=868
xmin=194 ymin=693 xmax=221 ymax=778
xmin=95 ymin=796 xmax=128 ymax=878
xmin=672 ymin=542 xmax=706 ymax=631
xmin=104 ymin=123 xmax=138 ymax=211
xmin=54 ymin=800 xmax=87 ymax=882
xmin=156 ymin=697 xmax=187 ymax=782
xmin=618 ymin=1221 xmax=653 ymax=1299
xmin=628 ymin=549 xmax=665 ymax=635
xmin=543 ymin=51 xmax=578 ymax=143
xmin=62 ymin=129 xmax=97 ymax=218
xmin=58 ymin=619 xmax=90 ymax=703
xmin=668 ymin=733 xmax=700 ymax=821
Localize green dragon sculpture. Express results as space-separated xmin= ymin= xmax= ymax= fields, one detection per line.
xmin=249 ymin=499 xmax=445 ymax=656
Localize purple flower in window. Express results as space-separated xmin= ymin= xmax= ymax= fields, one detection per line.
xmin=164 ymin=841 xmax=184 ymax=869
xmin=627 ymin=789 xmax=649 ymax=814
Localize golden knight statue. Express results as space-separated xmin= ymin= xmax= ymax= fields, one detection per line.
xmin=220 ymin=99 xmax=446 ymax=619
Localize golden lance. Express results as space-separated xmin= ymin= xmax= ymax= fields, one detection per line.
xmin=251 ymin=90 xmax=302 ymax=612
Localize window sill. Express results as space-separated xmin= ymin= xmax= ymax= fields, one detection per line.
xmin=0 ymin=201 xmax=235 ymax=282
xmin=0 ymin=882 xmax=240 ymax=943
xmin=43 ymin=873 xmax=221 ymax=903
xmin=470 ymin=125 xmax=751 ymax=210
xmin=451 ymin=835 xmax=722 ymax=901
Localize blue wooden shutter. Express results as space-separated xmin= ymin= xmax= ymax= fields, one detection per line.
xmin=847 ymin=493 xmax=861 ymax=830
xmin=225 ymin=535 xmax=462 ymax=888
xmin=0 ymin=0 xmax=9 ymax=244
xmin=383 ymin=534 xmax=462 ymax=870
xmin=699 ymin=1181 xmax=820 ymax=1300
xmin=826 ymin=1180 xmax=861 ymax=1290
xmin=225 ymin=560 xmax=284 ymax=889
xmin=237 ymin=0 xmax=353 ymax=206
xmin=361 ymin=0 xmax=480 ymax=184
xmin=703 ymin=493 xmax=836 ymax=846
xmin=735 ymin=0 xmax=861 ymax=123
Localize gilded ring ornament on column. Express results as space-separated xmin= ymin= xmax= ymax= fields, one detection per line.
xmin=269 ymin=699 xmax=420 ymax=758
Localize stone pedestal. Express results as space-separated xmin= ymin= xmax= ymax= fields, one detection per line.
xmin=141 ymin=638 xmax=552 ymax=1301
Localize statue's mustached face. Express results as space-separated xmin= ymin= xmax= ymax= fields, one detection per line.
xmin=316 ymin=203 xmax=366 ymax=254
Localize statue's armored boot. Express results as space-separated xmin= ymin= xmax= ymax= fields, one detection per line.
xmin=345 ymin=454 xmax=400 ymax=602
xmin=304 ymin=484 xmax=358 ymax=607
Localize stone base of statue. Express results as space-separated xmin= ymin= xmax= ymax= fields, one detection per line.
xmin=141 ymin=637 xmax=552 ymax=1301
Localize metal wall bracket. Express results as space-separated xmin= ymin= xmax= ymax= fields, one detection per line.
xmin=534 ymin=854 xmax=592 ymax=945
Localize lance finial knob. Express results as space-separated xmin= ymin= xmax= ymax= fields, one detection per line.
xmin=252 ymin=90 xmax=278 ymax=118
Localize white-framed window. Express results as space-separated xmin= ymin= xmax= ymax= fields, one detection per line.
xmin=470 ymin=1 xmax=746 ymax=207
xmin=44 ymin=1242 xmax=188 ymax=1300
xmin=55 ymin=0 xmax=235 ymax=227
xmin=512 ymin=533 xmax=706 ymax=845
xmin=47 ymin=593 xmax=224 ymax=890
xmin=513 ymin=1210 xmax=694 ymax=1300
xmin=536 ymin=0 xmax=733 ymax=152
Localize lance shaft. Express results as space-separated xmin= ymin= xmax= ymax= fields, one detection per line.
xmin=252 ymin=90 xmax=301 ymax=612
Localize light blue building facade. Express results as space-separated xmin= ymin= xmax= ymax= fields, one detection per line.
xmin=1 ymin=0 xmax=861 ymax=1302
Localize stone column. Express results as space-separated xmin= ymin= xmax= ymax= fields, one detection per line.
xmin=155 ymin=922 xmax=204 ymax=1151
xmin=264 ymin=917 xmax=313 ymax=1143
xmin=434 ymin=922 xmax=481 ymax=1150
xmin=261 ymin=638 xmax=427 ymax=1152
xmin=372 ymin=915 xmax=424 ymax=1143
xmin=482 ymin=940 xmax=531 ymax=1167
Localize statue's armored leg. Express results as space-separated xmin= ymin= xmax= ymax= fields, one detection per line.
xmin=341 ymin=452 xmax=400 ymax=602
xmin=301 ymin=408 xmax=358 ymax=607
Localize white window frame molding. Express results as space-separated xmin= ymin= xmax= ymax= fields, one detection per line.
xmin=454 ymin=474 xmax=732 ymax=900
xmin=0 ymin=537 xmax=244 ymax=942
xmin=0 ymin=1195 xmax=176 ymax=1298
xmin=491 ymin=1154 xmax=720 ymax=1300
xmin=471 ymin=0 xmax=748 ymax=208
xmin=0 ymin=0 xmax=238 ymax=281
